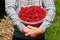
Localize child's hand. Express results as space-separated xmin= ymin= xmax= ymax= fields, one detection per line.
xmin=25 ymin=25 xmax=44 ymax=38
xmin=22 ymin=27 xmax=31 ymax=34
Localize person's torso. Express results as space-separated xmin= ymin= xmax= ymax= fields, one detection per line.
xmin=14 ymin=0 xmax=44 ymax=39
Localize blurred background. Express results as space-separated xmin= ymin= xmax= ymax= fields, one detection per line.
xmin=0 ymin=0 xmax=60 ymax=40
xmin=45 ymin=0 xmax=60 ymax=40
xmin=0 ymin=0 xmax=6 ymax=19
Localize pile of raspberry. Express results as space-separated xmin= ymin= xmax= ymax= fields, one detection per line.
xmin=18 ymin=6 xmax=46 ymax=22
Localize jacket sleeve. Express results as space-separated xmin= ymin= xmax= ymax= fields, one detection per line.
xmin=5 ymin=0 xmax=25 ymax=32
xmin=39 ymin=0 xmax=56 ymax=32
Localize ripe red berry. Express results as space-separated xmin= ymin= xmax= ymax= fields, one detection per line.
xmin=18 ymin=6 xmax=46 ymax=22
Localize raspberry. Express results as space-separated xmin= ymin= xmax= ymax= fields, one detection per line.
xmin=18 ymin=6 xmax=46 ymax=22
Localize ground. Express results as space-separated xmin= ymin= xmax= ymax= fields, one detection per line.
xmin=45 ymin=0 xmax=60 ymax=40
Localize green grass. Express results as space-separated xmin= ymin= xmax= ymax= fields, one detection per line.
xmin=45 ymin=0 xmax=60 ymax=40
xmin=55 ymin=0 xmax=60 ymax=16
xmin=45 ymin=16 xmax=60 ymax=40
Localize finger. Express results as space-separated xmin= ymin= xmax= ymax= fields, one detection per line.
xmin=25 ymin=33 xmax=30 ymax=37
xmin=27 ymin=25 xmax=34 ymax=29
